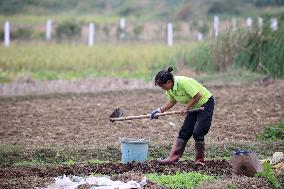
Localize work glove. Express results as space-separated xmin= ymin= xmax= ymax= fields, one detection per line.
xmin=150 ymin=108 xmax=161 ymax=119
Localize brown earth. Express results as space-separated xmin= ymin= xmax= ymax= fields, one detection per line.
xmin=0 ymin=79 xmax=283 ymax=148
xmin=0 ymin=78 xmax=283 ymax=189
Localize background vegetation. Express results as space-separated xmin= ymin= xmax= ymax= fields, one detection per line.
xmin=1 ymin=0 xmax=284 ymax=20
xmin=0 ymin=1 xmax=283 ymax=83
xmin=186 ymin=25 xmax=284 ymax=79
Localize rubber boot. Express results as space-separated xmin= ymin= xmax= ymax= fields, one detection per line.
xmin=195 ymin=141 xmax=205 ymax=165
xmin=157 ymin=138 xmax=186 ymax=164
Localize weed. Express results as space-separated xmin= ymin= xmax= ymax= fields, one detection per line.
xmin=65 ymin=159 xmax=75 ymax=166
xmin=14 ymin=160 xmax=44 ymax=167
xmin=33 ymin=148 xmax=57 ymax=163
xmin=257 ymin=123 xmax=284 ymax=141
xmin=88 ymin=159 xmax=109 ymax=164
xmin=0 ymin=144 xmax=23 ymax=167
xmin=227 ymin=183 xmax=238 ymax=189
xmin=256 ymin=162 xmax=281 ymax=188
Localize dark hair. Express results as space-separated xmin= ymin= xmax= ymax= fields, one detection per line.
xmin=155 ymin=67 xmax=174 ymax=85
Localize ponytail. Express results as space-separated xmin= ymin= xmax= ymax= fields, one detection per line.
xmin=155 ymin=67 xmax=174 ymax=85
xmin=167 ymin=67 xmax=173 ymax=73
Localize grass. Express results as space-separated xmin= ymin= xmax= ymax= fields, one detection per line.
xmin=14 ymin=159 xmax=46 ymax=167
xmin=88 ymin=159 xmax=109 ymax=164
xmin=0 ymin=43 xmax=194 ymax=83
xmin=1 ymin=141 xmax=282 ymax=168
xmin=147 ymin=172 xmax=215 ymax=189
xmin=0 ymin=144 xmax=121 ymax=167
xmin=196 ymin=67 xmax=265 ymax=85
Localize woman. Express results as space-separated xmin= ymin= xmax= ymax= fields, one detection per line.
xmin=150 ymin=67 xmax=214 ymax=165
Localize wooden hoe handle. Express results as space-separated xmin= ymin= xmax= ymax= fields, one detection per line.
xmin=110 ymin=107 xmax=204 ymax=122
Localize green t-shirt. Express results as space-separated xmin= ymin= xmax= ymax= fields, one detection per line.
xmin=166 ymin=76 xmax=212 ymax=108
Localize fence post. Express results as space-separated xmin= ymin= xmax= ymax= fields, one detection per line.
xmin=213 ymin=16 xmax=219 ymax=37
xmin=119 ymin=17 xmax=126 ymax=39
xmin=88 ymin=23 xmax=95 ymax=47
xmin=270 ymin=18 xmax=278 ymax=31
xmin=46 ymin=19 xmax=52 ymax=40
xmin=258 ymin=17 xmax=263 ymax=30
xmin=232 ymin=17 xmax=237 ymax=32
xmin=247 ymin=17 xmax=253 ymax=32
xmin=167 ymin=23 xmax=173 ymax=47
xmin=197 ymin=32 xmax=203 ymax=41
xmin=4 ymin=21 xmax=10 ymax=47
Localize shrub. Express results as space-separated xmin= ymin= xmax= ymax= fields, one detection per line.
xmin=255 ymin=0 xmax=284 ymax=7
xmin=132 ymin=24 xmax=144 ymax=40
xmin=12 ymin=27 xmax=34 ymax=40
xmin=207 ymin=0 xmax=241 ymax=15
xmin=0 ymin=29 xmax=3 ymax=41
xmin=234 ymin=25 xmax=284 ymax=78
xmin=175 ymin=4 xmax=192 ymax=21
xmin=55 ymin=20 xmax=82 ymax=43
xmin=0 ymin=0 xmax=33 ymax=14
xmin=192 ymin=21 xmax=284 ymax=78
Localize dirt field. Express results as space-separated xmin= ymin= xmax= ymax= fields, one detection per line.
xmin=0 ymin=79 xmax=283 ymax=148
xmin=0 ymin=78 xmax=283 ymax=189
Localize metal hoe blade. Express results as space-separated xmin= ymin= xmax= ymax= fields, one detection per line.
xmin=109 ymin=108 xmax=123 ymax=122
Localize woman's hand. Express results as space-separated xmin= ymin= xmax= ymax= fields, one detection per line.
xmin=150 ymin=108 xmax=161 ymax=119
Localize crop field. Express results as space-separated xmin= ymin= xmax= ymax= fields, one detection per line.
xmin=0 ymin=43 xmax=196 ymax=83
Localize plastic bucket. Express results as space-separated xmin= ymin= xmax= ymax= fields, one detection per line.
xmin=120 ymin=138 xmax=150 ymax=164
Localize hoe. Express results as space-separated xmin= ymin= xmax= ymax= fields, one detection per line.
xmin=109 ymin=107 xmax=204 ymax=122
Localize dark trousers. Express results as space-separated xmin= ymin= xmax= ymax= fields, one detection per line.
xmin=178 ymin=96 xmax=214 ymax=142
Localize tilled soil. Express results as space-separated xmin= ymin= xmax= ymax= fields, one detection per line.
xmin=0 ymin=79 xmax=283 ymax=189
xmin=0 ymin=80 xmax=283 ymax=147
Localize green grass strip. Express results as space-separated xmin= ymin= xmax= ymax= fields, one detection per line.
xmin=147 ymin=171 xmax=215 ymax=189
